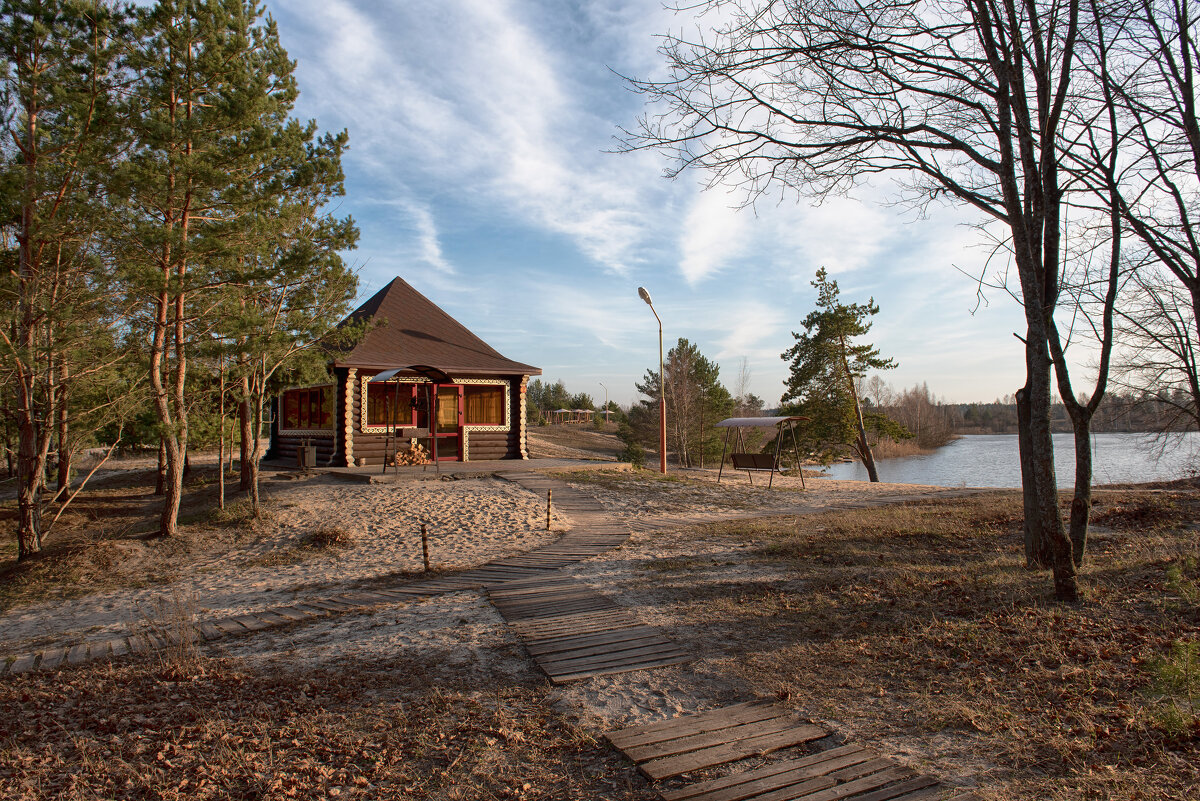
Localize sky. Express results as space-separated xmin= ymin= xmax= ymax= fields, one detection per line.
xmin=267 ymin=0 xmax=1052 ymax=408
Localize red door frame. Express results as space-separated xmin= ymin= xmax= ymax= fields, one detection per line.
xmin=431 ymin=384 xmax=463 ymax=461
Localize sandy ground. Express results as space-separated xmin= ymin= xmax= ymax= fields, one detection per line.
xmin=0 ymin=474 xmax=568 ymax=653
xmin=2 ymin=462 xmax=980 ymax=743
xmin=199 ymin=469 xmax=981 ymax=737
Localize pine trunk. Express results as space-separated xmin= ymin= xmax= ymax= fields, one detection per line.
xmin=56 ymin=374 xmax=70 ymax=494
xmin=155 ymin=437 xmax=166 ymax=495
xmin=239 ymin=384 xmax=252 ymax=491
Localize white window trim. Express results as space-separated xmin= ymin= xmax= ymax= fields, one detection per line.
xmin=360 ymin=375 xmax=426 ymax=434
xmin=358 ymin=375 xmax=511 ymax=438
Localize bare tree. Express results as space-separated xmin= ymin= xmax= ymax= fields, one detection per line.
xmin=1084 ymin=0 xmax=1200 ymax=441
xmin=624 ymin=0 xmax=1088 ymax=598
xmin=1110 ymin=266 xmax=1200 ymax=432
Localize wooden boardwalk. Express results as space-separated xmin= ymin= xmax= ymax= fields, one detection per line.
xmin=487 ymin=472 xmax=690 ymax=683
xmin=489 ymin=574 xmax=691 ymax=683
xmin=606 ymin=702 xmax=981 ymax=801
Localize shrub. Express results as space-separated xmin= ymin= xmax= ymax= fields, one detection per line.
xmin=619 ymin=441 xmax=646 ymax=469
xmin=305 ymin=527 xmax=354 ymax=549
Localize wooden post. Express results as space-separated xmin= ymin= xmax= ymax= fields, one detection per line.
xmin=546 ymin=490 xmax=552 ymax=531
xmin=421 ymin=523 xmax=430 ymax=572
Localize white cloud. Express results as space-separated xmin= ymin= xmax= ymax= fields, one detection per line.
xmin=277 ymin=0 xmax=679 ymax=277
xmin=396 ymin=200 xmax=454 ymax=275
xmin=677 ymin=189 xmax=749 ymax=284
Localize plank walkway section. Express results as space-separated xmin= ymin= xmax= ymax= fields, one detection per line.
xmin=489 ymin=573 xmax=691 ymax=683
xmin=605 ymin=702 xmax=980 ymax=801
xmin=1 ymin=470 xmax=625 ymax=678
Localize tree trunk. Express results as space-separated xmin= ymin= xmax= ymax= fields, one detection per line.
xmin=159 ymin=436 xmax=183 ymax=537
xmin=155 ymin=437 xmax=166 ymax=496
xmin=238 ymin=385 xmax=252 ymax=491
xmin=218 ymin=365 xmax=226 ymax=511
xmin=1016 ymin=385 xmax=1051 ymax=568
xmin=248 ymin=384 xmax=266 ymax=516
xmin=855 ymin=427 xmax=880 ymax=483
xmin=1025 ymin=332 xmax=1078 ymax=602
xmin=1068 ymin=418 xmax=1092 ymax=567
xmin=56 ymin=373 xmax=70 ymax=494
xmin=840 ymin=335 xmax=880 ymax=482
xmin=16 ymin=416 xmax=43 ymax=559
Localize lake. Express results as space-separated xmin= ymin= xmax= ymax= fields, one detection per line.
xmin=819 ymin=432 xmax=1198 ymax=488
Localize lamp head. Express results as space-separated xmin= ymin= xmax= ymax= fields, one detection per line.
xmin=637 ymin=286 xmax=653 ymax=306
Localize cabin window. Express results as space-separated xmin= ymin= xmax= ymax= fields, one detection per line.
xmin=464 ymin=385 xmax=506 ymax=426
xmin=281 ymin=386 xmax=333 ymax=430
xmin=367 ymin=383 xmax=414 ymax=427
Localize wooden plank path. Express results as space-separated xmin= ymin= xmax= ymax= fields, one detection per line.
xmin=489 ymin=574 xmax=692 ymax=683
xmin=605 ymin=702 xmax=980 ymax=801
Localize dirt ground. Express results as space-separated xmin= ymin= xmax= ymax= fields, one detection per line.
xmin=526 ymin=424 xmax=624 ymax=461
xmin=1 ymin=443 xmax=1197 ymax=800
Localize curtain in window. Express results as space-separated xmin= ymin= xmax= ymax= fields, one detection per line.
xmin=367 ymin=383 xmax=413 ymax=427
xmin=464 ymin=386 xmax=505 ymax=426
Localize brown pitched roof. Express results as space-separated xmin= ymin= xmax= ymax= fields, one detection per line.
xmin=333 ymin=277 xmax=541 ymax=375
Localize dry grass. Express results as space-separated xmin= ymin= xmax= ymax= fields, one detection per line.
xmin=630 ymin=489 xmax=1200 ymax=801
xmin=304 ymin=526 xmax=355 ymax=550
xmin=0 ymin=651 xmax=649 ymax=800
xmin=562 ymin=468 xmax=807 ymax=512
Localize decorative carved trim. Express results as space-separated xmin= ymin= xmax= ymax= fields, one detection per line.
xmin=519 ymin=375 xmax=529 ymax=459
xmin=343 ymin=369 xmax=357 ymax=465
xmin=358 ymin=374 xmax=512 ymax=437
xmin=277 ymin=428 xmax=334 ymax=438
xmin=457 ymin=378 xmax=511 ymax=434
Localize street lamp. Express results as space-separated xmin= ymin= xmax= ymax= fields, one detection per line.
xmin=638 ymin=287 xmax=667 ymax=473
xmin=599 ymin=382 xmax=609 ymax=424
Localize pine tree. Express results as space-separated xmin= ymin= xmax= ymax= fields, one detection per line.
xmin=117 ymin=0 xmax=323 ymax=536
xmin=635 ymin=338 xmax=734 ymax=468
xmin=781 ymin=269 xmax=908 ymax=481
xmin=0 ymin=0 xmax=130 ymax=558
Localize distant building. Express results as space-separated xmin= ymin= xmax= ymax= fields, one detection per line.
xmin=268 ymin=277 xmax=541 ymax=466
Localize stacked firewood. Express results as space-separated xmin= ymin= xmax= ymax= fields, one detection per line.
xmin=393 ymin=442 xmax=430 ymax=466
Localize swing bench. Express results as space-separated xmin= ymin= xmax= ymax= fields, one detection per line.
xmin=715 ymin=416 xmax=810 ymax=489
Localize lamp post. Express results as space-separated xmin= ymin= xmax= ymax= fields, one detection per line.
xmin=599 ymin=382 xmax=609 ymax=424
xmin=638 ymin=287 xmax=667 ymax=473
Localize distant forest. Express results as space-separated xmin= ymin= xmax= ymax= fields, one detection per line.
xmin=883 ymin=393 xmax=1193 ymax=436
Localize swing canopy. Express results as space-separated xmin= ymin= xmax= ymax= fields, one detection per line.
xmin=714 ymin=416 xmax=809 ymax=428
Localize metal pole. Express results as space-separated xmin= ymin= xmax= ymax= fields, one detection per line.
xmin=431 ymin=383 xmax=440 ymax=475
xmin=639 ymin=287 xmax=667 ymax=474
xmin=656 ymin=311 xmax=666 ymax=473
xmin=599 ymin=382 xmax=608 ymax=424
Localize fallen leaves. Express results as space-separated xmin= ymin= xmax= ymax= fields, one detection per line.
xmin=0 ymin=656 xmax=646 ymax=800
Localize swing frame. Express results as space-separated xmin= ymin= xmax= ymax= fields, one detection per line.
xmin=715 ymin=416 xmax=810 ymax=489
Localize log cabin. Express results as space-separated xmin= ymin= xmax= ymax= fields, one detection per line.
xmin=267 ymin=276 xmax=541 ymax=466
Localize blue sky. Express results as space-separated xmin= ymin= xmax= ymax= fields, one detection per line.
xmin=269 ymin=0 xmax=1044 ymax=408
